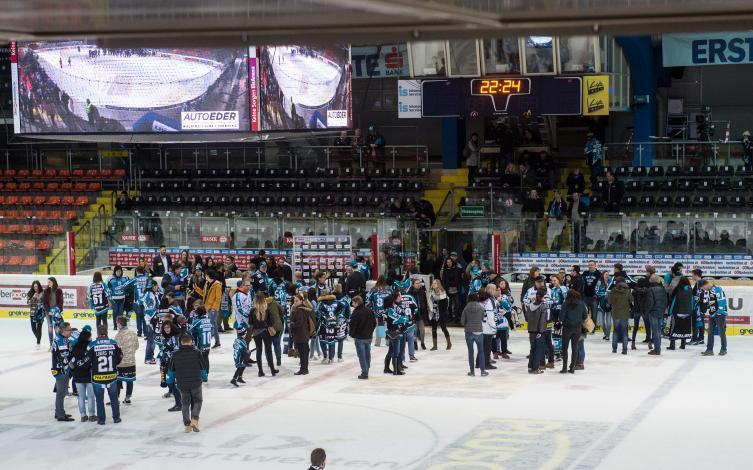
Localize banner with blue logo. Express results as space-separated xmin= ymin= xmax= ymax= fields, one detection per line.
xmin=663 ymin=32 xmax=753 ymax=67
xmin=351 ymin=44 xmax=409 ymax=79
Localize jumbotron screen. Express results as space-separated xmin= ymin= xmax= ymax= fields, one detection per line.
xmin=254 ymin=44 xmax=352 ymax=131
xmin=10 ymin=40 xmax=250 ymax=133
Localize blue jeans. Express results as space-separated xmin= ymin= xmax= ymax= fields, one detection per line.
xmin=406 ymin=327 xmax=417 ymax=359
xmin=134 ymin=304 xmax=145 ymax=336
xmin=111 ymin=299 xmax=125 ymax=330
xmin=309 ymin=335 xmax=321 ymax=358
xmin=354 ymin=338 xmax=372 ymax=376
xmin=320 ymin=341 xmax=335 ymax=360
xmin=75 ymin=382 xmax=95 ymax=417
xmin=144 ymin=324 xmax=155 ymax=361
xmin=706 ymin=315 xmax=728 ymax=352
xmin=543 ymin=330 xmax=554 ymax=364
xmin=93 ymin=381 xmax=120 ymax=424
xmin=388 ymin=336 xmax=401 ymax=358
xmin=648 ymin=316 xmax=662 ymax=352
xmin=272 ymin=332 xmax=282 ymax=364
xmin=612 ymin=319 xmax=629 ymax=352
xmin=399 ymin=335 xmax=406 ymax=362
xmin=578 ymin=337 xmax=586 ymax=364
xmin=337 ymin=338 xmax=345 ymax=359
xmin=528 ymin=333 xmax=545 ymax=370
xmin=465 ymin=332 xmax=485 ymax=373
xmin=208 ymin=310 xmax=220 ymax=344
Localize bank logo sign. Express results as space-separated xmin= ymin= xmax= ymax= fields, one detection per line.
xmin=663 ymin=32 xmax=753 ymax=67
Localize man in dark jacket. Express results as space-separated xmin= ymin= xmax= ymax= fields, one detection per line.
xmin=524 ymin=289 xmax=549 ymax=374
xmin=290 ymin=297 xmax=314 ymax=375
xmin=167 ymin=335 xmax=207 ymax=433
xmin=349 ymin=296 xmax=376 ymax=379
xmin=645 ymin=275 xmax=668 ymax=355
xmin=602 ymin=170 xmax=624 ymax=212
xmin=631 ymin=267 xmax=654 ymax=349
xmin=522 ymin=189 xmax=545 ymax=250
xmin=152 ymin=245 xmax=172 ymax=277
xmin=608 ymin=279 xmax=633 ymax=355
xmin=343 ymin=262 xmax=366 ymax=299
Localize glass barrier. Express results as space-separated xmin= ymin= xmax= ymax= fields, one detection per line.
xmin=603 ymin=141 xmax=744 ymax=168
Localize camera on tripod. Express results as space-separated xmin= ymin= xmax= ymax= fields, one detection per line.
xmin=696 ymin=106 xmax=714 ymax=142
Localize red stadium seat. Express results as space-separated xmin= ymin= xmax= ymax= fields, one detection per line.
xmin=6 ymin=196 xmax=18 ymax=205
xmin=44 ymin=169 xmax=57 ymax=178
xmin=72 ymin=169 xmax=84 ymax=178
xmin=5 ymin=209 xmax=18 ymax=218
xmin=30 ymin=169 xmax=43 ymax=178
xmin=18 ymin=182 xmax=31 ymax=192
xmin=74 ymin=182 xmax=87 ymax=191
xmin=0 ymin=256 xmax=7 ymax=265
xmin=36 ymin=239 xmax=52 ymax=251
xmin=21 ymin=224 xmax=33 ymax=233
xmin=45 ymin=182 xmax=59 ymax=192
xmin=18 ymin=196 xmax=33 ymax=205
xmin=5 ymin=182 xmax=17 ymax=191
xmin=33 ymin=225 xmax=49 ymax=236
xmin=14 ymin=169 xmax=26 ymax=178
xmin=0 ymin=240 xmax=5 ymax=249
xmin=21 ymin=256 xmax=38 ymax=267
xmin=100 ymin=169 xmax=113 ymax=178
xmin=7 ymin=256 xmax=22 ymax=265
xmin=57 ymin=169 xmax=70 ymax=179
xmin=50 ymin=224 xmax=64 ymax=234
xmin=6 ymin=224 xmax=19 ymax=234
xmin=61 ymin=196 xmax=75 ymax=206
xmin=74 ymin=196 xmax=89 ymax=206
xmin=22 ymin=240 xmax=35 ymax=250
xmin=32 ymin=182 xmax=45 ymax=191
xmin=0 ymin=226 xmax=6 ymax=235
xmin=113 ymin=169 xmax=126 ymax=178
xmin=63 ymin=210 xmax=77 ymax=220
xmin=46 ymin=196 xmax=62 ymax=206
xmin=85 ymin=169 xmax=98 ymax=178
xmin=19 ymin=210 xmax=33 ymax=218
xmin=60 ymin=182 xmax=73 ymax=191
xmin=87 ymin=182 xmax=102 ymax=191
xmin=0 ymin=196 xmax=4 ymax=205
xmin=33 ymin=196 xmax=46 ymax=205
xmin=48 ymin=210 xmax=62 ymax=219
xmin=35 ymin=210 xmax=48 ymax=219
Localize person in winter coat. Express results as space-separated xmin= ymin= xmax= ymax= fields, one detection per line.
xmin=480 ymin=287 xmax=498 ymax=370
xmin=43 ymin=277 xmax=65 ymax=348
xmin=608 ymin=279 xmax=633 ymax=355
xmin=668 ymin=277 xmax=693 ymax=350
xmin=441 ymin=258 xmax=463 ymax=322
xmin=69 ymin=327 xmax=95 ymax=421
xmin=266 ymin=295 xmax=285 ymax=366
xmin=631 ymin=270 xmax=653 ymax=349
xmin=560 ymin=290 xmax=587 ymax=373
xmin=700 ymin=280 xmax=728 ymax=356
xmin=250 ymin=293 xmax=277 ymax=376
xmin=198 ymin=269 xmax=223 ymax=348
xmin=461 ymin=293 xmax=487 ymax=377
xmin=519 ymin=266 xmax=540 ymax=304
xmin=645 ymin=274 xmax=668 ymax=355
xmin=349 ymin=295 xmax=376 ymax=379
xmin=160 ymin=320 xmax=182 ymax=411
xmin=290 ymin=294 xmax=314 ymax=375
xmin=428 ymin=279 xmax=451 ymax=350
xmin=27 ymin=280 xmax=45 ymax=349
xmin=524 ymin=288 xmax=549 ymax=374
xmin=167 ymin=334 xmax=208 ymax=433
xmin=114 ymin=316 xmax=139 ymax=404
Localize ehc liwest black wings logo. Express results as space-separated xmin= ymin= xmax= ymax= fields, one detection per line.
xmin=587 ymin=78 xmax=605 ymax=113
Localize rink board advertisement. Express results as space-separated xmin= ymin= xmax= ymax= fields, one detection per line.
xmin=510 ymin=252 xmax=753 ymax=277
xmin=10 ymin=40 xmax=250 ymax=133
xmin=255 ymin=44 xmax=352 ymax=130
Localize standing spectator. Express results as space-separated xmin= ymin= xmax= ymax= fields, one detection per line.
xmin=568 ymin=265 xmax=583 ymax=293
xmin=584 ymin=131 xmax=603 ymax=188
xmin=106 ymin=266 xmax=132 ymax=331
xmin=251 ymin=293 xmax=277 ymax=376
xmin=566 ymin=168 xmax=586 ymax=195
xmin=349 ymin=295 xmax=376 ymax=379
xmin=608 ymin=278 xmax=632 ymax=355
xmin=28 ymin=280 xmax=45 ymax=349
xmin=581 ymin=261 xmax=601 ymax=327
xmin=290 ymin=294 xmax=314 ymax=376
xmin=700 ymin=280 xmax=728 ymax=356
xmin=522 ymin=189 xmax=544 ymax=250
xmin=366 ymin=125 xmax=386 ymax=169
xmin=690 ymin=269 xmax=705 ymax=345
xmin=560 ymin=290 xmax=587 ymax=373
xmin=441 ymin=258 xmax=463 ymax=322
xmin=333 ymin=130 xmax=352 ymax=170
xmin=408 ymin=277 xmax=429 ymax=350
xmin=645 ymin=274 xmax=668 ymax=355
xmin=69 ymin=327 xmax=95 ymax=421
xmin=602 ymin=170 xmax=624 ymax=212
xmin=461 ymin=293 xmax=487 ymax=377
xmin=152 ymin=245 xmax=172 ymax=277
xmin=115 ymin=191 xmax=131 ymax=212
xmin=51 ymin=321 xmax=74 ymax=421
xmin=429 ymin=279 xmax=451 ymax=350
xmin=202 ymin=270 xmax=223 ymax=349
xmin=463 ymin=132 xmax=481 ymax=184
xmin=43 ymin=277 xmax=65 ymax=348
xmin=664 ymin=262 xmax=684 ymax=297
xmin=668 ymin=277 xmax=693 ymax=350
xmin=167 ymin=335 xmax=208 ymax=432
xmin=545 ymin=190 xmax=568 ymax=250
xmin=114 ymin=316 xmax=139 ymax=404
xmin=742 ymin=130 xmax=752 ymax=167
xmin=524 ymin=288 xmax=548 ymax=374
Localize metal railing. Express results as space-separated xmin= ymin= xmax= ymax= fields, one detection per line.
xmin=604 ymin=140 xmax=745 ymax=168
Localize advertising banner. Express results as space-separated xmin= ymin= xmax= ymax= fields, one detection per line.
xmin=351 ymin=44 xmax=409 ymax=78
xmin=293 ymin=235 xmax=353 ymax=281
xmin=582 ymin=75 xmax=609 ymax=116
xmin=662 ymin=32 xmax=753 ymax=67
xmin=180 ymin=111 xmax=240 ymax=130
xmin=398 ymin=80 xmax=422 ymax=118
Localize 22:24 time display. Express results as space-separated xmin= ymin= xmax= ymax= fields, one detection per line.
xmin=478 ymin=79 xmax=524 ymax=94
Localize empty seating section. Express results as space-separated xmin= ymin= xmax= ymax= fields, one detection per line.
xmin=136 ymin=167 xmax=430 ymax=216
xmin=0 ymin=168 xmax=118 ymax=273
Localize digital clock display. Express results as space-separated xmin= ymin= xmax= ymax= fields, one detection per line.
xmin=472 ymin=78 xmax=530 ymax=95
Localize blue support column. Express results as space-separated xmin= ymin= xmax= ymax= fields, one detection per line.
xmin=442 ymin=117 xmax=462 ymax=169
xmin=616 ymin=36 xmax=657 ymax=167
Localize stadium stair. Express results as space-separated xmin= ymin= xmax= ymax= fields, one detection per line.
xmin=423 ymin=168 xmax=468 ymax=224
xmin=39 ymin=190 xmax=117 ymax=274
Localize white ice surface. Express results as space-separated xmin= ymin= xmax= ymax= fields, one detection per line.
xmin=268 ymin=46 xmax=341 ymax=108
xmin=0 ymin=317 xmax=751 ymax=470
xmin=35 ymin=47 xmax=222 ymax=110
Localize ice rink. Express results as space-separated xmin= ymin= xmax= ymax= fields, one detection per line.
xmin=268 ymin=46 xmax=342 ymax=108
xmin=35 ymin=47 xmax=223 ymax=109
xmin=0 ymin=317 xmax=751 ymax=470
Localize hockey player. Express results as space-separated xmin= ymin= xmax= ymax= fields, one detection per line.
xmin=106 ymin=265 xmax=135 ymax=331
xmin=88 ymin=324 xmax=123 ymax=425
xmin=384 ymin=292 xmax=407 ymax=375
xmin=332 ymin=286 xmax=351 ymax=362
xmin=231 ymin=323 xmax=249 ymax=387
xmin=87 ymin=272 xmax=109 ymax=330
xmin=367 ymin=276 xmax=392 ymax=347
xmin=190 ymin=306 xmax=215 ymax=372
xmin=468 ymin=267 xmax=483 ymax=294
xmin=233 ymin=279 xmax=254 ymax=336
xmin=141 ymin=280 xmax=162 ymax=364
xmin=316 ymin=289 xmax=343 ymax=364
xmin=160 ymin=320 xmax=182 ymax=411
xmin=493 ymin=285 xmax=512 ymax=359
xmin=700 ymin=280 xmax=728 ymax=356
xmin=356 ymin=256 xmax=372 ymax=281
xmin=51 ymin=321 xmax=74 ymax=421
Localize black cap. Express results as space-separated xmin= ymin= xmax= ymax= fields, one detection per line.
xmin=534 ymin=275 xmax=546 ymax=282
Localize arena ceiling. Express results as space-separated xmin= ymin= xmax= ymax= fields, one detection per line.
xmin=3 ymin=0 xmax=753 ymax=47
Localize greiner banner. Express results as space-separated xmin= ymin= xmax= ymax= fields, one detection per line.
xmin=663 ymin=32 xmax=753 ymax=67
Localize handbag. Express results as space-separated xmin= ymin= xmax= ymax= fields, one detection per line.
xmin=307 ymin=316 xmax=316 ymax=336
xmin=287 ymin=347 xmax=299 ymax=358
xmin=582 ymin=313 xmax=595 ymax=333
xmin=267 ymin=326 xmax=277 ymax=336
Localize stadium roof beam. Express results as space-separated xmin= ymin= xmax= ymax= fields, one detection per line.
xmin=3 ymin=0 xmax=753 ymax=44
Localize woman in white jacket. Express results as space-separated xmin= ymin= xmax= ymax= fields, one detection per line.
xmin=479 ymin=287 xmax=498 ymax=370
